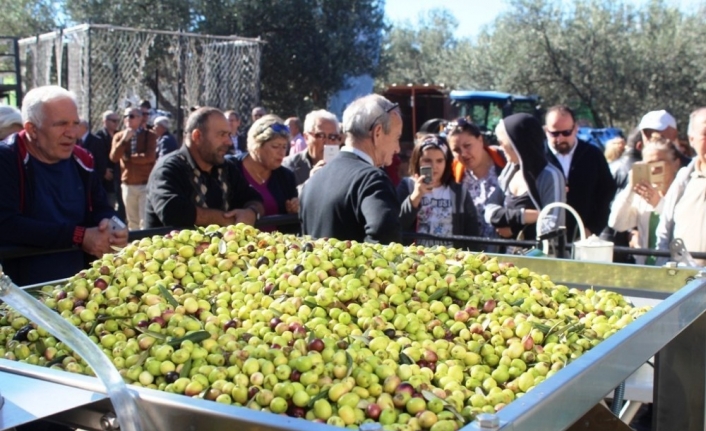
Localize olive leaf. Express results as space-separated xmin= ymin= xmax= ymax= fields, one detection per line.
xmin=218 ymin=240 xmax=227 ymax=255
xmin=307 ymin=388 xmax=330 ymax=409
xmin=35 ymin=339 xmax=47 ymax=356
xmin=454 ymin=266 xmax=465 ymax=278
xmin=167 ymin=331 xmax=211 ymax=347
xmin=428 ymin=287 xmax=448 ymax=302
xmin=399 ymin=352 xmax=414 ymax=365
xmin=345 ymin=352 xmax=354 ymax=378
xmin=179 ymin=358 xmax=192 ymax=378
xmin=421 ymin=390 xmax=466 ymax=423
xmin=135 ymin=349 xmax=150 ymax=367
xmin=354 ymin=266 xmax=365 ymax=279
xmin=303 ymin=300 xmax=318 ymax=309
xmin=46 ymin=355 xmax=68 ymax=367
xmin=158 ymin=284 xmax=179 ymax=308
xmin=349 ymin=335 xmax=370 ymax=346
xmin=134 ymin=327 xmax=167 ymax=340
xmin=509 ymin=298 xmax=525 ymax=307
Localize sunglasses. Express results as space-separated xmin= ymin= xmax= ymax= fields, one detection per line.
xmin=546 ymin=127 xmax=574 ymax=138
xmin=369 ymin=103 xmax=399 ymax=131
xmin=124 ymin=114 xmax=140 ymax=119
xmin=313 ymin=132 xmax=342 ymax=142
xmin=107 ymin=118 xmax=120 ymax=123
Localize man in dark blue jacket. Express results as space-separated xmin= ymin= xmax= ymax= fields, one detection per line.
xmin=0 ymin=86 xmax=127 ymax=285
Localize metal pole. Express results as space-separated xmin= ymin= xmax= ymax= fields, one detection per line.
xmin=155 ymin=67 xmax=159 ymax=111
xmin=176 ymin=30 xmax=183 ymax=136
xmin=13 ymin=37 xmax=22 ymax=106
xmin=86 ymin=26 xmax=92 ymax=129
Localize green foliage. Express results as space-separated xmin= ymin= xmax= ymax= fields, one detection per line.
xmin=192 ymin=0 xmax=385 ymax=116
xmin=380 ymin=0 xmax=706 ymax=131
xmin=1 ymin=0 xmax=60 ymax=38
xmin=470 ymin=0 xmax=706 ymax=129
xmin=6 ymin=0 xmax=384 ymax=118
xmin=377 ymin=8 xmax=473 ymax=90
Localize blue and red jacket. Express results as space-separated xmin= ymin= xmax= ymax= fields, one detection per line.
xmin=0 ymin=130 xmax=116 ymax=251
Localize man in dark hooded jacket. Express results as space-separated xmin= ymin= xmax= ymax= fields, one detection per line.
xmin=485 ymin=113 xmax=566 ymax=242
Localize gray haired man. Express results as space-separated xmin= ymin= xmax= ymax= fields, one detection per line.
xmin=300 ymin=94 xmax=402 ymax=244
xmin=282 ymin=109 xmax=341 ymax=188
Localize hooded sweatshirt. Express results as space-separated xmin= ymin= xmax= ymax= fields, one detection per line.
xmin=485 ymin=113 xmax=566 ymax=239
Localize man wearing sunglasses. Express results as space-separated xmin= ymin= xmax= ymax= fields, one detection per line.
xmin=282 ymin=109 xmax=340 ymax=188
xmin=110 ymin=107 xmax=158 ymax=230
xmin=545 ymin=105 xmax=616 ymax=240
xmin=300 ymin=94 xmax=402 ymax=244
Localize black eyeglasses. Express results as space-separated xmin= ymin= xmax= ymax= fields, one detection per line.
xmin=124 ymin=114 xmax=140 ymax=119
xmin=107 ymin=118 xmax=120 ymax=123
xmin=546 ymin=127 xmax=575 ymax=137
xmin=313 ymin=132 xmax=342 ymax=142
xmin=369 ymin=103 xmax=399 ymax=131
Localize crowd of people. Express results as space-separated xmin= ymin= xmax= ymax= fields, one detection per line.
xmin=1 ymin=84 xmax=705 ymax=285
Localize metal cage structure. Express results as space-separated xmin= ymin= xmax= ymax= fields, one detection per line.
xmin=17 ymin=24 xmax=263 ymax=131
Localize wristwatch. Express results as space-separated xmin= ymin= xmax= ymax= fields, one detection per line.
xmin=247 ymin=206 xmax=260 ymax=221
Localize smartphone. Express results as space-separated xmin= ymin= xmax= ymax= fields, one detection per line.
xmin=323 ymin=145 xmax=340 ymax=162
xmin=420 ymin=166 xmax=432 ymax=184
xmin=630 ymin=162 xmax=650 ymax=187
xmin=631 ymin=161 xmax=666 ymax=189
xmin=109 ymin=216 xmax=126 ymax=232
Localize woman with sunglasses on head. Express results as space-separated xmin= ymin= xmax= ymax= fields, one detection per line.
xmin=485 ymin=114 xmax=566 ymax=244
xmin=229 ymin=114 xmax=299 ymax=231
xmin=445 ymin=118 xmax=506 ymax=242
xmin=397 ymin=134 xmax=479 ymax=246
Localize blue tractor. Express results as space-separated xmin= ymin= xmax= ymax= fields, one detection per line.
xmin=449 ymin=91 xmax=543 ymax=144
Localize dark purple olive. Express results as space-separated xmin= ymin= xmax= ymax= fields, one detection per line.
xmin=165 ymin=371 xmax=179 ymax=383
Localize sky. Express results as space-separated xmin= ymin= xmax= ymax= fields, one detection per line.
xmin=384 ymin=0 xmax=705 ymax=40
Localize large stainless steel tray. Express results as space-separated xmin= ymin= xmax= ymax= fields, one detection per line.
xmin=1 ymin=257 xmax=704 ymax=431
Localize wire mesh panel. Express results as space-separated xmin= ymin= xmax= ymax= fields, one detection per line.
xmin=18 ymin=24 xmax=263 ymax=132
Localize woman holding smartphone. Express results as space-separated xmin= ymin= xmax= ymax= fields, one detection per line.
xmin=608 ymin=135 xmax=681 ymax=264
xmin=397 ymin=134 xmax=479 ymax=246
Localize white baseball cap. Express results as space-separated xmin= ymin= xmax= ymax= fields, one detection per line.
xmin=638 ymin=110 xmax=677 ymax=131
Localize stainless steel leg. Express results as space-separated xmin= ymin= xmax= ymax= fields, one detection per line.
xmin=653 ymin=310 xmax=706 ymax=431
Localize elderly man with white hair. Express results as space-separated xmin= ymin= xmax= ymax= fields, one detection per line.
xmin=300 ymin=94 xmax=403 ymax=244
xmin=0 ymin=85 xmax=127 ymax=285
xmin=153 ymin=115 xmax=178 ymax=158
xmin=656 ymin=107 xmax=706 ymax=266
xmin=282 ymin=109 xmax=341 ymax=188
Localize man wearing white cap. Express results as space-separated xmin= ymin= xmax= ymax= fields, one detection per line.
xmin=656 ymin=107 xmax=706 ymax=265
xmin=638 ymin=109 xmax=692 ymax=167
xmin=638 ymin=109 xmax=678 ymax=143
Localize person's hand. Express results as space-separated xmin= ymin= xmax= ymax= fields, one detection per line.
xmin=123 ymin=128 xmax=135 ymax=142
xmin=409 ymin=174 xmax=433 ymax=208
xmin=629 ymin=229 xmax=640 ymax=249
xmin=285 ymin=198 xmax=300 ymax=214
xmin=226 ymin=208 xmax=257 ymax=226
xmin=104 ymin=168 xmax=113 ymax=181
xmin=109 ymin=221 xmax=128 ymax=248
xmin=81 ymin=220 xmax=114 ymax=257
xmin=310 ymin=160 xmax=326 ymax=177
xmin=634 ymin=181 xmax=661 ymax=207
xmin=496 ymin=227 xmax=513 ymax=238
